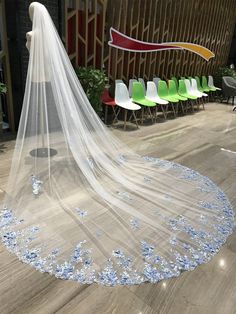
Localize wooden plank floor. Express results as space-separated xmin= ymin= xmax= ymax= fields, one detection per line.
xmin=0 ymin=103 xmax=236 ymax=314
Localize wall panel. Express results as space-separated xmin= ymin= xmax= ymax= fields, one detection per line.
xmin=65 ymin=0 xmax=236 ymax=83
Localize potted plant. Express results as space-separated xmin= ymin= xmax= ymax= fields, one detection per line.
xmin=75 ymin=66 xmax=108 ymax=115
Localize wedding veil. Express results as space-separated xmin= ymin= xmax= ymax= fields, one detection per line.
xmin=0 ymin=2 xmax=234 ymax=286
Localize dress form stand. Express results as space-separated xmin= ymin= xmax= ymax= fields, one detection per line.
xmin=27 ymin=2 xmax=57 ymax=158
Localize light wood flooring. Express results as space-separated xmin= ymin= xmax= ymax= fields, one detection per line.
xmin=0 ymin=103 xmax=236 ymax=314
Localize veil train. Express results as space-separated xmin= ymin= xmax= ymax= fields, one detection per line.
xmin=0 ymin=2 xmax=234 ymax=286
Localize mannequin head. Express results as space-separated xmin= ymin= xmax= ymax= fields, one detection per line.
xmin=29 ymin=2 xmax=44 ymax=21
xmin=26 ymin=2 xmax=45 ymax=51
xmin=26 ymin=2 xmax=50 ymax=82
xmin=29 ymin=2 xmax=35 ymax=21
xmin=26 ymin=2 xmax=36 ymax=51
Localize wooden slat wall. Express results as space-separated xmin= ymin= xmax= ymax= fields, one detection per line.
xmin=65 ymin=0 xmax=236 ymax=83
xmin=65 ymin=0 xmax=107 ymax=69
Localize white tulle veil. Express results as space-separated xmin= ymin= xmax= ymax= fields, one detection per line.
xmin=0 ymin=2 xmax=234 ymax=286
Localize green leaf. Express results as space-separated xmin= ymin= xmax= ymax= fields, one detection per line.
xmin=75 ymin=66 xmax=108 ymax=114
xmin=0 ymin=82 xmax=7 ymax=94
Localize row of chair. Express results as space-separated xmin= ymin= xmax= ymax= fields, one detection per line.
xmin=101 ymin=75 xmax=220 ymax=130
xmin=126 ymin=75 xmax=220 ymax=97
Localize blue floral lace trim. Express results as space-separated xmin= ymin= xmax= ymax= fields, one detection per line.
xmin=0 ymin=157 xmax=235 ymax=286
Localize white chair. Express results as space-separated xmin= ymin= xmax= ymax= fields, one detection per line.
xmin=128 ymin=79 xmax=137 ymax=97
xmin=115 ymin=79 xmax=124 ymax=84
xmin=138 ymin=78 xmax=146 ymax=94
xmin=208 ymin=75 xmax=221 ymax=90
xmin=146 ymin=81 xmax=169 ymax=120
xmin=190 ymin=78 xmax=206 ymax=110
xmin=153 ymin=77 xmax=161 ymax=89
xmin=191 ymin=79 xmax=208 ymax=97
xmin=184 ymin=79 xmax=201 ymax=111
xmin=115 ymin=83 xmax=141 ymax=130
xmin=184 ymin=79 xmax=200 ymax=98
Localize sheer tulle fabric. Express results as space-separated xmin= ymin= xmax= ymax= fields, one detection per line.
xmin=0 ymin=3 xmax=234 ymax=286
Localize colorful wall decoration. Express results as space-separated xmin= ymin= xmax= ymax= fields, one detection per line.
xmin=108 ymin=27 xmax=215 ymax=61
xmin=65 ymin=0 xmax=236 ymax=83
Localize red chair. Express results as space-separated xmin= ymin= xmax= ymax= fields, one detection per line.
xmin=101 ymin=89 xmax=116 ymax=124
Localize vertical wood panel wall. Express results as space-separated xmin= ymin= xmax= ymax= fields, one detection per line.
xmin=65 ymin=0 xmax=107 ymax=69
xmin=65 ymin=0 xmax=236 ymax=83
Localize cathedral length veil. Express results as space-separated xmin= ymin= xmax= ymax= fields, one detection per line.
xmin=0 ymin=2 xmax=234 ymax=286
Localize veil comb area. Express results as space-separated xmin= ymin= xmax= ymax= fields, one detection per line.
xmin=0 ymin=2 xmax=234 ymax=286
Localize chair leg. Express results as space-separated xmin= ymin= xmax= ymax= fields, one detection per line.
xmin=113 ymin=107 xmax=121 ymax=124
xmin=112 ymin=106 xmax=116 ymax=119
xmin=105 ymin=105 xmax=108 ymax=124
xmin=197 ymin=99 xmax=200 ymax=111
xmin=187 ymin=100 xmax=192 ymax=113
xmin=148 ymin=107 xmax=154 ymax=123
xmin=232 ymin=97 xmax=235 ymax=106
xmin=159 ymin=105 xmax=166 ymax=119
xmin=164 ymin=105 xmax=168 ymax=119
xmin=127 ymin=110 xmax=139 ymax=129
xmin=202 ymin=99 xmax=205 ymax=110
xmin=124 ymin=109 xmax=128 ymax=130
xmin=190 ymin=100 xmax=194 ymax=113
xmin=132 ymin=111 xmax=139 ymax=129
xmin=171 ymin=103 xmax=176 ymax=117
xmin=161 ymin=105 xmax=167 ymax=119
xmin=141 ymin=107 xmax=144 ymax=124
xmin=167 ymin=104 xmax=171 ymax=117
xmin=176 ymin=103 xmax=179 ymax=115
xmin=199 ymin=98 xmax=203 ymax=110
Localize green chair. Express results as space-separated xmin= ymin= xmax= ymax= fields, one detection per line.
xmin=202 ymin=75 xmax=216 ymax=92
xmin=132 ymin=81 xmax=156 ymax=123
xmin=195 ymin=76 xmax=209 ymax=105
xmin=171 ymin=76 xmax=178 ymax=88
xmin=169 ymin=80 xmax=187 ymax=101
xmin=169 ymin=80 xmax=188 ymax=114
xmin=178 ymin=80 xmax=197 ymax=100
xmin=195 ymin=76 xmax=205 ymax=93
xmin=158 ymin=80 xmax=179 ymax=117
xmin=178 ymin=80 xmax=197 ymax=112
xmin=201 ymin=76 xmax=211 ymax=92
